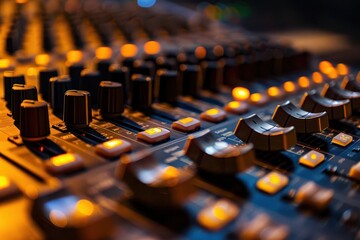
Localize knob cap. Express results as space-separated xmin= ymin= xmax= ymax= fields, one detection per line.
xmin=109 ymin=64 xmax=129 ymax=101
xmin=99 ymin=81 xmax=124 ymax=117
xmin=155 ymin=70 xmax=179 ymax=103
xmin=184 ymin=129 xmax=255 ymax=175
xmin=39 ymin=68 xmax=58 ymax=102
xmin=11 ymin=84 xmax=38 ymax=124
xmin=130 ymin=74 xmax=152 ymax=110
xmin=20 ymin=100 xmax=50 ymax=141
xmin=80 ymin=70 xmax=101 ymax=108
xmin=178 ymin=64 xmax=202 ymax=97
xmin=49 ymin=76 xmax=72 ymax=114
xmin=3 ymin=71 xmax=25 ymax=108
xmin=201 ymin=61 xmax=223 ymax=92
xmin=63 ymin=90 xmax=92 ymax=128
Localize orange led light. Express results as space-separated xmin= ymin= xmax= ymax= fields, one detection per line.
xmin=228 ymin=101 xmax=241 ymax=109
xmin=144 ymin=41 xmax=161 ymax=55
xmin=16 ymin=0 xmax=28 ymax=3
xmin=336 ymin=63 xmax=348 ymax=76
xmin=145 ymin=127 xmax=162 ymax=135
xmin=312 ymin=72 xmax=323 ymax=84
xmin=161 ymin=166 xmax=179 ymax=181
xmin=35 ymin=54 xmax=50 ymax=66
xmin=75 ymin=199 xmax=95 ymax=216
xmin=0 ymin=58 xmax=11 ymax=69
xmin=96 ymin=47 xmax=112 ymax=60
xmin=283 ymin=81 xmax=296 ymax=93
xmin=0 ymin=176 xmax=10 ymax=189
xmin=319 ymin=61 xmax=334 ymax=74
xmin=267 ymin=86 xmax=280 ymax=97
xmin=51 ymin=153 xmax=76 ymax=167
xmin=195 ymin=46 xmax=207 ymax=59
xmin=66 ymin=50 xmax=83 ymax=63
xmin=298 ymin=76 xmax=310 ymax=88
xmin=250 ymin=93 xmax=263 ymax=103
xmin=179 ymin=117 xmax=194 ymax=124
xmin=206 ymin=108 xmax=220 ymax=115
xmin=232 ymin=87 xmax=250 ymax=101
xmin=327 ymin=68 xmax=338 ymax=79
xmin=121 ymin=44 xmax=138 ymax=58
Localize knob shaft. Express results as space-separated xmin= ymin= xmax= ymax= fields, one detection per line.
xmin=130 ymin=74 xmax=152 ymax=110
xmin=3 ymin=71 xmax=25 ymax=108
xmin=155 ymin=70 xmax=179 ymax=103
xmin=49 ymin=76 xmax=72 ymax=114
xmin=39 ymin=68 xmax=58 ymax=102
xmin=11 ymin=84 xmax=38 ymax=124
xmin=67 ymin=62 xmax=84 ymax=89
xmin=63 ymin=90 xmax=92 ymax=128
xmin=99 ymin=81 xmax=124 ymax=117
xmin=178 ymin=64 xmax=202 ymax=97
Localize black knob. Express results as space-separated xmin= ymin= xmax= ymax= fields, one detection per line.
xmin=99 ymin=81 xmax=124 ymax=117
xmin=80 ymin=70 xmax=101 ymax=108
xmin=3 ymin=71 xmax=25 ymax=108
xmin=39 ymin=68 xmax=58 ymax=102
xmin=155 ymin=70 xmax=179 ymax=103
xmin=67 ymin=62 xmax=84 ymax=89
xmin=11 ymin=84 xmax=38 ymax=124
xmin=155 ymin=56 xmax=177 ymax=71
xmin=201 ymin=61 xmax=223 ymax=92
xmin=341 ymin=75 xmax=360 ymax=92
xmin=19 ymin=100 xmax=50 ymax=141
xmin=132 ymin=60 xmax=155 ymax=77
xmin=130 ymin=74 xmax=152 ymax=110
xmin=321 ymin=82 xmax=360 ymax=112
xmin=96 ymin=59 xmax=111 ymax=81
xmin=109 ymin=64 xmax=129 ymax=101
xmin=63 ymin=90 xmax=92 ymax=128
xmin=49 ymin=76 xmax=72 ymax=114
xmin=178 ymin=64 xmax=202 ymax=97
xmin=223 ymin=58 xmax=238 ymax=87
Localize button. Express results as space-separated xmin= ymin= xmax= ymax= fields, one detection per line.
xmin=332 ymin=133 xmax=353 ymax=147
xmin=341 ymin=75 xmax=360 ymax=92
xmin=95 ymin=139 xmax=132 ymax=158
xmin=256 ymin=171 xmax=289 ymax=194
xmin=63 ymin=90 xmax=92 ymax=129
xmin=11 ymin=84 xmax=38 ymax=124
xmin=98 ymin=81 xmax=124 ymax=118
xmin=272 ymin=101 xmax=329 ymax=133
xmin=20 ymin=100 xmax=50 ymax=141
xmin=116 ymin=151 xmax=196 ymax=207
xmin=39 ymin=68 xmax=58 ymax=102
xmin=80 ymin=70 xmax=101 ymax=108
xmin=155 ymin=69 xmax=179 ymax=103
xmin=197 ymin=199 xmax=239 ymax=231
xmin=201 ymin=61 xmax=223 ymax=93
xmin=200 ymin=108 xmax=227 ymax=123
xmin=137 ymin=127 xmax=170 ymax=143
xmin=130 ymin=74 xmax=153 ymax=110
xmin=3 ymin=71 xmax=25 ymax=108
xmin=299 ymin=90 xmax=352 ymax=120
xmin=348 ymin=162 xmax=360 ymax=181
xmin=179 ymin=64 xmax=202 ymax=97
xmin=44 ymin=153 xmax=84 ymax=175
xmin=232 ymin=87 xmax=250 ymax=101
xmin=0 ymin=176 xmax=19 ymax=199
xmin=267 ymin=86 xmax=284 ymax=98
xmin=250 ymin=92 xmax=268 ymax=105
xmin=322 ymin=82 xmax=360 ymax=112
xmin=184 ymin=129 xmax=255 ymax=174
xmin=295 ymin=181 xmax=334 ymax=210
xmin=234 ymin=114 xmax=297 ymax=151
xmin=49 ymin=75 xmax=72 ymax=114
xmin=299 ymin=150 xmax=325 ymax=168
xmin=224 ymin=101 xmax=249 ymax=114
xmin=172 ymin=117 xmax=200 ymax=132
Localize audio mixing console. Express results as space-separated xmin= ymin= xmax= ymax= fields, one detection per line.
xmin=0 ymin=1 xmax=359 ymax=239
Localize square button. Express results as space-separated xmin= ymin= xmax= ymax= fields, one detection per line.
xmin=172 ymin=117 xmax=200 ymax=132
xmin=197 ymin=199 xmax=239 ymax=231
xmin=45 ymin=153 xmax=84 ymax=175
xmin=349 ymin=162 xmax=360 ymax=181
xmin=256 ymin=171 xmax=289 ymax=194
xmin=331 ymin=133 xmax=353 ymax=147
xmin=0 ymin=176 xmax=19 ymax=199
xmin=137 ymin=127 xmax=170 ymax=143
xmin=224 ymin=101 xmax=248 ymax=114
xmin=95 ymin=139 xmax=132 ymax=158
xmin=299 ymin=150 xmax=325 ymax=168
xmin=295 ymin=181 xmax=334 ymax=210
xmin=200 ymin=108 xmax=227 ymax=123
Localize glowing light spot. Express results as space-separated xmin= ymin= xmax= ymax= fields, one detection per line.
xmin=145 ymin=127 xmax=162 ymax=135
xmin=327 ymin=68 xmax=338 ymax=79
xmin=144 ymin=41 xmax=161 ymax=55
xmin=250 ymin=93 xmax=263 ymax=103
xmin=75 ymin=199 xmax=94 ymax=216
xmin=35 ymin=54 xmax=50 ymax=66
xmin=16 ymin=0 xmax=28 ymax=3
xmin=95 ymin=47 xmax=112 ymax=60
xmin=0 ymin=59 xmax=11 ymax=69
xmin=212 ymin=205 xmax=227 ymax=220
xmin=49 ymin=210 xmax=68 ymax=227
xmin=137 ymin=0 xmax=156 ymax=8
xmin=27 ymin=67 xmax=38 ymax=76
xmin=232 ymin=87 xmax=250 ymax=101
xmin=298 ymin=76 xmax=310 ymax=88
xmin=283 ymin=81 xmax=296 ymax=93
xmin=121 ymin=44 xmax=138 ymax=58
xmin=336 ymin=63 xmax=348 ymax=76
xmin=206 ymin=108 xmax=220 ymax=115
xmin=66 ymin=50 xmax=83 ymax=63
xmin=51 ymin=153 xmax=76 ymax=167
xmin=228 ymin=101 xmax=241 ymax=109
xmin=319 ymin=61 xmax=334 ymax=74
xmin=179 ymin=117 xmax=194 ymax=124
xmin=103 ymin=139 xmax=123 ymax=149
xmin=267 ymin=86 xmax=280 ymax=97
xmin=0 ymin=176 xmax=10 ymax=189
xmin=310 ymin=154 xmax=317 ymax=160
xmin=195 ymin=46 xmax=207 ymax=59
xmin=161 ymin=166 xmax=179 ymax=180
xmin=312 ymin=72 xmax=323 ymax=84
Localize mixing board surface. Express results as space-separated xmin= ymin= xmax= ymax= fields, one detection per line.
xmin=0 ymin=1 xmax=359 ymax=239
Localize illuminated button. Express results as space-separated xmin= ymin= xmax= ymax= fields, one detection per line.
xmin=298 ymin=76 xmax=310 ymax=89
xmin=312 ymin=72 xmax=323 ymax=84
xmin=197 ymin=199 xmax=239 ymax=231
xmin=267 ymin=86 xmax=283 ymax=98
xmin=331 ymin=133 xmax=353 ymax=147
xmin=250 ymin=93 xmax=268 ymax=105
xmin=195 ymin=46 xmax=207 ymax=59
xmin=349 ymin=162 xmax=360 ymax=181
xmin=283 ymin=81 xmax=296 ymax=93
xmin=224 ymin=101 xmax=248 ymax=114
xmin=336 ymin=63 xmax=348 ymax=76
xmin=256 ymin=171 xmax=289 ymax=194
xmin=95 ymin=47 xmax=112 ymax=60
xmin=172 ymin=117 xmax=201 ymax=132
xmin=137 ymin=127 xmax=170 ymax=143
xmin=66 ymin=50 xmax=83 ymax=63
xmin=120 ymin=44 xmax=138 ymax=58
xmin=232 ymin=87 xmax=250 ymax=101
xmin=319 ymin=61 xmax=334 ymax=74
xmin=299 ymin=150 xmax=325 ymax=168
xmin=35 ymin=54 xmax=51 ymax=66
xmin=0 ymin=176 xmax=19 ymax=199
xmin=45 ymin=153 xmax=84 ymax=175
xmin=295 ymin=181 xmax=334 ymax=210
xmin=95 ymin=139 xmax=132 ymax=158
xmin=200 ymin=108 xmax=227 ymax=123
xmin=144 ymin=41 xmax=161 ymax=55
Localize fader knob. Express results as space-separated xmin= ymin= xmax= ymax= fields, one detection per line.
xmin=19 ymin=100 xmax=50 ymax=141
xmin=341 ymin=75 xmax=360 ymax=92
xmin=155 ymin=70 xmax=179 ymax=103
xmin=63 ymin=90 xmax=92 ymax=128
xmin=178 ymin=64 xmax=202 ymax=97
xmin=39 ymin=68 xmax=58 ymax=102
xmin=98 ymin=81 xmax=124 ymax=118
xmin=321 ymin=82 xmax=360 ymax=112
xmin=201 ymin=61 xmax=223 ymax=92
xmin=130 ymin=74 xmax=152 ymax=110
xmin=80 ymin=70 xmax=101 ymax=108
xmin=49 ymin=76 xmax=72 ymax=114
xmin=3 ymin=71 xmax=25 ymax=108
xmin=11 ymin=84 xmax=38 ymax=124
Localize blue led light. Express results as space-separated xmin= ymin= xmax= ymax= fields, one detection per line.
xmin=137 ymin=0 xmax=156 ymax=8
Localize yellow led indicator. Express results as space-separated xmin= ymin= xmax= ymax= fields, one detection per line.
xmin=310 ymin=154 xmax=317 ymax=160
xmin=327 ymin=68 xmax=338 ymax=79
xmin=66 ymin=50 xmax=83 ymax=63
xmin=299 ymin=150 xmax=325 ymax=168
xmin=144 ymin=41 xmax=161 ymax=55
xmin=75 ymin=199 xmax=95 ymax=216
xmin=232 ymin=87 xmax=250 ymax=101
xmin=283 ymin=81 xmax=296 ymax=93
xmin=195 ymin=46 xmax=207 ymax=59
xmin=51 ymin=153 xmax=76 ymax=167
xmin=179 ymin=117 xmax=194 ymax=124
xmin=95 ymin=47 xmax=112 ymax=60
xmin=145 ymin=127 xmax=162 ymax=135
xmin=312 ymin=72 xmax=323 ymax=84
xmin=298 ymin=76 xmax=310 ymax=88
xmin=121 ymin=44 xmax=138 ymax=58
xmin=336 ymin=63 xmax=348 ymax=76
xmin=228 ymin=101 xmax=241 ymax=109
xmin=35 ymin=54 xmax=50 ymax=66
xmin=250 ymin=93 xmax=263 ymax=103
xmin=206 ymin=108 xmax=220 ymax=115
xmin=161 ymin=166 xmax=179 ymax=181
xmin=319 ymin=61 xmax=334 ymax=74
xmin=267 ymin=86 xmax=280 ymax=97
xmin=0 ymin=176 xmax=10 ymax=189
xmin=256 ymin=172 xmax=289 ymax=194
xmin=103 ymin=139 xmax=123 ymax=149
xmin=0 ymin=58 xmax=11 ymax=69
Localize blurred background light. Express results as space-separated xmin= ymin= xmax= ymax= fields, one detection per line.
xmin=137 ymin=0 xmax=157 ymax=8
